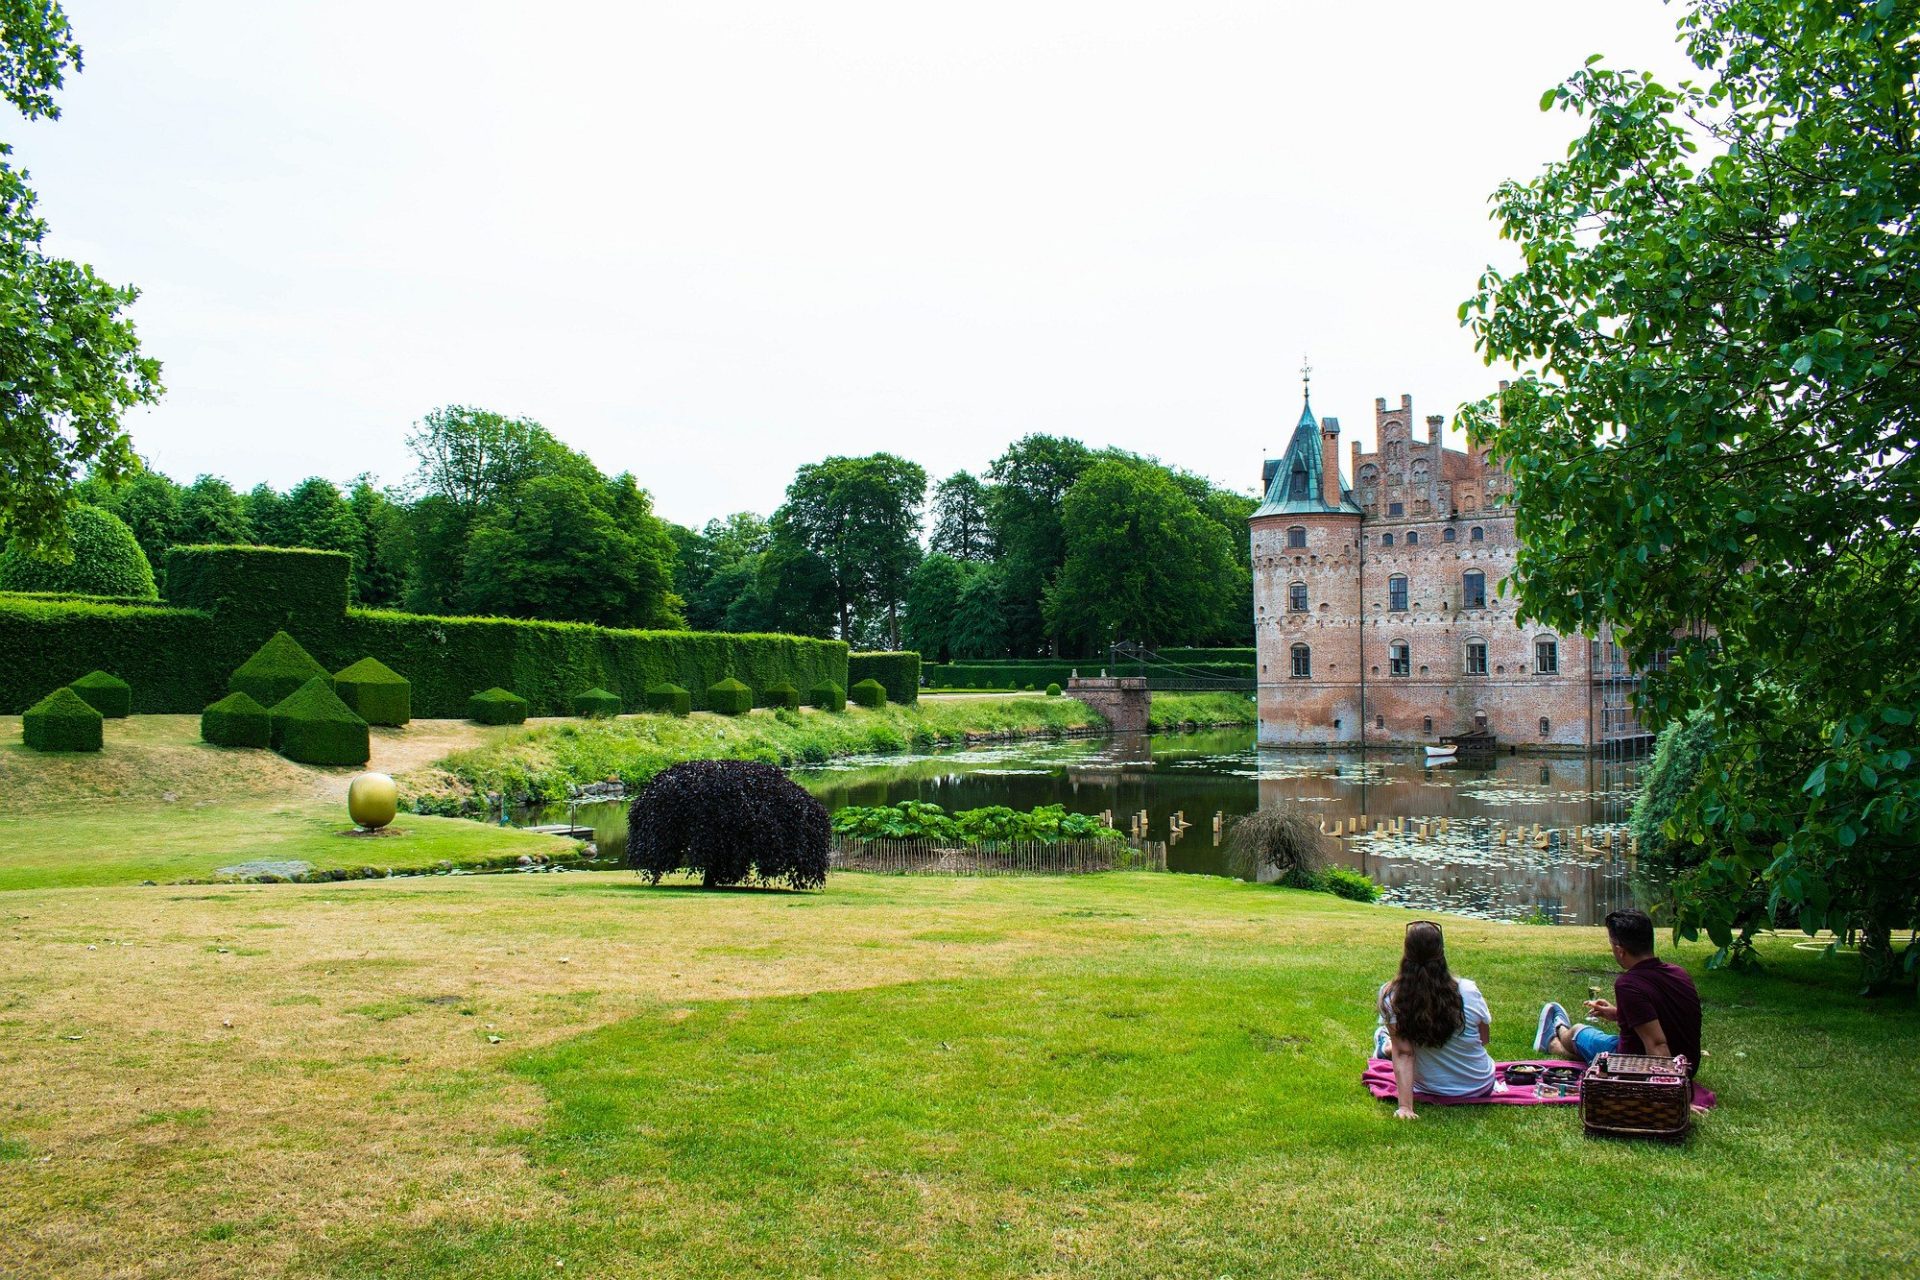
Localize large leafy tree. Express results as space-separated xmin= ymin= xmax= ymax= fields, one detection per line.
xmin=770 ymin=454 xmax=927 ymax=646
xmin=929 ymin=470 xmax=995 ymax=561
xmin=0 ymin=1 xmax=162 ymax=554
xmin=405 ymin=405 xmax=557 ymax=509
xmin=176 ymin=475 xmax=251 ymax=546
xmin=903 ymin=551 xmax=966 ymax=662
xmin=1460 ymin=0 xmax=1920 ymax=987
xmin=986 ymin=435 xmax=1092 ymax=655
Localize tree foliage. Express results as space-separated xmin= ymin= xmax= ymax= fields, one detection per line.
xmin=626 ymin=759 xmax=831 ymax=890
xmin=1459 ymin=0 xmax=1920 ymax=987
xmin=929 ymin=470 xmax=994 ymax=561
xmin=770 ymin=453 xmax=926 ymax=646
xmin=0 ymin=502 xmax=154 ymax=597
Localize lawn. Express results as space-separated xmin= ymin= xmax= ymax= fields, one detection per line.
xmin=0 ymin=869 xmax=1912 ymax=1279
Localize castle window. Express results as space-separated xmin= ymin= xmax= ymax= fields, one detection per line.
xmin=1388 ymin=502 xmax=1404 ymax=517
xmin=1540 ymin=717 xmax=1551 ymax=737
xmin=1287 ymin=525 xmax=1306 ymax=549
xmin=1469 ymin=526 xmax=1484 ymax=543
xmin=1389 ymin=641 xmax=1410 ymax=677
xmin=1289 ymin=461 xmax=1309 ymax=499
xmin=1405 ymin=530 xmax=1419 ymax=546
xmin=1381 ymin=532 xmax=1394 ymax=547
xmin=1465 ymin=639 xmax=1488 ymax=675
xmin=1376 ymin=715 xmax=1385 ymax=729
xmin=1389 ymin=575 xmax=1408 ymax=611
xmin=1423 ymin=716 xmax=1434 ymax=734
xmin=1290 ymin=644 xmax=1311 ymax=680
xmin=1535 ymin=638 xmax=1559 ymax=674
xmin=1462 ymin=570 xmax=1486 ymax=609
xmin=1289 ymin=581 xmax=1308 ymax=612
xmin=1443 ymin=527 xmax=1456 ymax=543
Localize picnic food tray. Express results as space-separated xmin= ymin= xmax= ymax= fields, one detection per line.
xmin=1581 ymin=1052 xmax=1692 ymax=1142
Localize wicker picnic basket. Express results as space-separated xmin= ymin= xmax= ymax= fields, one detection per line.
xmin=1580 ymin=1053 xmax=1693 ymax=1142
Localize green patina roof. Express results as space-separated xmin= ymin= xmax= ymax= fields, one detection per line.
xmin=1251 ymin=396 xmax=1362 ymax=519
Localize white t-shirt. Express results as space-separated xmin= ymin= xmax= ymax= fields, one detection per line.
xmin=1378 ymin=977 xmax=1496 ymax=1097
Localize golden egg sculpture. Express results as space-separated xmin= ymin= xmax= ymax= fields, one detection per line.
xmin=347 ymin=772 xmax=399 ymax=831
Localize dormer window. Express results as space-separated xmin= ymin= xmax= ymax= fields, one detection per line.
xmin=1289 ymin=461 xmax=1310 ymax=499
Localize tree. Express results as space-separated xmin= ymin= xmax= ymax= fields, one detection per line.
xmin=0 ymin=503 xmax=155 ymax=598
xmin=929 ymin=471 xmax=995 ymax=561
xmin=903 ymin=552 xmax=966 ymax=662
xmin=986 ymin=435 xmax=1092 ymax=654
xmin=770 ymin=454 xmax=926 ymax=646
xmin=948 ymin=561 xmax=1010 ymax=659
xmin=1459 ymin=0 xmax=1920 ymax=988
xmin=0 ymin=2 xmax=163 ymax=556
xmin=91 ymin=467 xmax=180 ymax=580
xmin=243 ymin=485 xmax=288 ymax=547
xmin=346 ymin=476 xmax=408 ymax=608
xmin=405 ymin=405 xmax=554 ymax=509
xmin=177 ymin=475 xmax=251 ymax=546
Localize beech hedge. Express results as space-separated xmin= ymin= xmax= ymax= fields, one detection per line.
xmin=848 ymin=651 xmax=919 ymax=705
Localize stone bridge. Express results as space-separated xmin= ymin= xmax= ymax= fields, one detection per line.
xmin=1067 ymin=675 xmax=1150 ymax=733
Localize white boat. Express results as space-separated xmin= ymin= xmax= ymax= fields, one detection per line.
xmin=1424 ymin=743 xmax=1458 ymax=759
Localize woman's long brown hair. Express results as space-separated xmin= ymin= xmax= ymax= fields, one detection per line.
xmin=1385 ymin=921 xmax=1464 ymax=1048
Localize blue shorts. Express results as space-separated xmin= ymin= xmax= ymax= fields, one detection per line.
xmin=1570 ymin=1025 xmax=1619 ymax=1063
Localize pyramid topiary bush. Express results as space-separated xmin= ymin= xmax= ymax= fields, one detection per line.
xmin=645 ymin=682 xmax=692 ymax=716
xmin=201 ymin=690 xmax=271 ymax=748
xmin=574 ymin=686 xmax=622 ymax=718
xmin=850 ymin=678 xmax=888 ymax=709
xmin=333 ymin=657 xmax=411 ymax=726
xmin=269 ymin=678 xmax=369 ymax=766
xmin=468 ymin=687 xmax=528 ymax=725
xmin=231 ymin=631 xmax=331 ymax=708
xmin=22 ymin=686 xmax=103 ymax=752
xmin=762 ymin=681 xmax=801 ymax=711
xmin=809 ymin=680 xmax=846 ymax=712
xmin=706 ymin=677 xmax=753 ymax=716
xmin=69 ymin=670 xmax=132 ymax=718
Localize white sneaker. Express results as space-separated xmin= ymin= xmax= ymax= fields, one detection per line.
xmin=1533 ymin=1001 xmax=1569 ymax=1053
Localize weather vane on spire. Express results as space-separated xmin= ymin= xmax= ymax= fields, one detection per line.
xmin=1300 ymin=355 xmax=1312 ymax=400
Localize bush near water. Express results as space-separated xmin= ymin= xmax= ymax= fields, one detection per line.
xmin=468 ymin=687 xmax=529 ymax=725
xmin=645 ymin=682 xmax=692 ymax=716
xmin=847 ymin=651 xmax=920 ymax=704
xmin=626 ymin=759 xmax=831 ymax=890
xmin=706 ymin=677 xmax=753 ymax=716
xmin=832 ymin=801 xmax=1125 ymax=844
xmin=809 ymin=680 xmax=846 ymax=712
xmin=850 ymin=678 xmax=888 ymax=708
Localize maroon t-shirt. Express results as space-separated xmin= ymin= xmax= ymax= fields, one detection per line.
xmin=1614 ymin=957 xmax=1702 ymax=1074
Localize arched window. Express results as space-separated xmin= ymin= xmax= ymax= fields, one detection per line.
xmin=1290 ymin=644 xmax=1311 ymax=679
xmin=1287 ymin=525 xmax=1306 ymax=549
xmin=1469 ymin=525 xmax=1484 ymax=542
xmin=1535 ymin=637 xmax=1559 ymax=674
xmin=1442 ymin=527 xmax=1456 ymax=543
xmin=1381 ymin=532 xmax=1394 ymax=547
xmin=1389 ymin=641 xmax=1410 ymax=677
xmin=1465 ymin=638 xmax=1488 ymax=675
xmin=1405 ymin=530 xmax=1419 ymax=546
xmin=1539 ymin=716 xmax=1551 ymax=737
xmin=1389 ymin=574 xmax=1408 ymax=611
xmin=1288 ymin=581 xmax=1308 ymax=612
xmin=1462 ymin=570 xmax=1486 ymax=609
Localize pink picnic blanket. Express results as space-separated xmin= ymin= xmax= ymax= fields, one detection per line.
xmin=1363 ymin=1058 xmax=1717 ymax=1109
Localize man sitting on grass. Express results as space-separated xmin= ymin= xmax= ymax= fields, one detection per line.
xmin=1534 ymin=907 xmax=1703 ymax=1075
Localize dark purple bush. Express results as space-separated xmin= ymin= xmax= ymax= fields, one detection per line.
xmin=625 ymin=759 xmax=831 ymax=889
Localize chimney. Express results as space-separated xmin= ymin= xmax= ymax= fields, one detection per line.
xmin=1352 ymin=438 xmax=1362 ymax=476
xmin=1319 ymin=417 xmax=1342 ymax=507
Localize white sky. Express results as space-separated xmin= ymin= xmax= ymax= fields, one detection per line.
xmin=19 ymin=1 xmax=1693 ymax=527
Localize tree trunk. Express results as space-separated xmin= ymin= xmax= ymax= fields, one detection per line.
xmin=1858 ymin=917 xmax=1905 ymax=996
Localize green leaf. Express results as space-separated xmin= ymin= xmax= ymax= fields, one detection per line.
xmin=1790 ymin=354 xmax=1813 ymax=376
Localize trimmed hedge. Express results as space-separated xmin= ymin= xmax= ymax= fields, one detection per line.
xmin=231 ymin=631 xmax=332 ymax=708
xmin=0 ymin=505 xmax=157 ymax=600
xmin=333 ymin=656 xmax=411 ymax=726
xmin=921 ymin=659 xmax=1253 ymax=690
xmin=645 ymin=682 xmax=692 ymax=716
xmin=270 ymin=677 xmax=370 ymax=766
xmin=574 ymin=686 xmax=622 ymax=718
xmin=850 ymin=678 xmax=888 ymax=709
xmin=1046 ymin=682 xmax=1062 ymax=697
xmin=707 ymin=677 xmax=753 ymax=716
xmin=809 ymin=680 xmax=846 ymax=712
xmin=201 ymin=690 xmax=271 ymax=747
xmin=167 ymin=545 xmax=350 ymax=636
xmin=761 ymin=681 xmax=801 ymax=710
xmin=69 ymin=669 xmax=132 ymax=718
xmin=22 ymin=686 xmax=103 ymax=752
xmin=469 ymin=687 xmax=529 ymax=725
xmin=848 ymin=651 xmax=920 ymax=705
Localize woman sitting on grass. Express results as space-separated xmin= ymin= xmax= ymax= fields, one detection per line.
xmin=1373 ymin=920 xmax=1495 ymax=1119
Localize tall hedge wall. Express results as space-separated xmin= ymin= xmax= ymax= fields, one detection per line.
xmin=921 ymin=659 xmax=1253 ymax=690
xmin=847 ymin=651 xmax=920 ymax=705
xmin=0 ymin=546 xmax=848 ymax=716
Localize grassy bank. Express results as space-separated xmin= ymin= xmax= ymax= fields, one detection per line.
xmin=0 ymin=871 xmax=1910 ymax=1278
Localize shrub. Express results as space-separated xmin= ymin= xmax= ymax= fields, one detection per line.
xmin=1045 ymin=682 xmax=1062 ymax=697
xmin=231 ymin=631 xmax=331 ymax=708
xmin=762 ymin=681 xmax=801 ymax=710
xmin=1630 ymin=712 xmax=1716 ymax=879
xmin=706 ymin=677 xmax=753 ymax=716
xmin=1226 ymin=803 xmax=1327 ymax=888
xmin=269 ymin=677 xmax=370 ymax=766
xmin=847 ymin=651 xmax=920 ymax=705
xmin=468 ymin=687 xmax=529 ymax=725
xmin=22 ymin=686 xmax=103 ymax=752
xmin=69 ymin=670 xmax=132 ymax=718
xmin=332 ymin=656 xmax=412 ymax=726
xmin=810 ymin=680 xmax=846 ymax=712
xmin=1322 ymin=866 xmax=1382 ymax=902
xmin=626 ymin=759 xmax=830 ymax=889
xmin=0 ymin=506 xmax=157 ymax=600
xmin=573 ymin=686 xmax=622 ymax=718
xmin=850 ymin=678 xmax=888 ymax=709
xmin=201 ymin=690 xmax=271 ymax=747
xmin=645 ymin=682 xmax=692 ymax=716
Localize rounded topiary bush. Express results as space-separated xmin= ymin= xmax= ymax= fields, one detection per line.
xmin=706 ymin=677 xmax=753 ymax=716
xmin=0 ymin=505 xmax=158 ymax=599
xmin=1045 ymin=682 xmax=1062 ymax=697
xmin=201 ymin=690 xmax=271 ymax=748
xmin=468 ymin=687 xmax=529 ymax=725
xmin=809 ymin=680 xmax=846 ymax=712
xmin=270 ymin=677 xmax=370 ymax=766
xmin=645 ymin=682 xmax=692 ymax=717
xmin=626 ymin=759 xmax=830 ymax=889
xmin=573 ymin=686 xmax=622 ymax=718
xmin=333 ymin=657 xmax=412 ymax=726
xmin=231 ymin=631 xmax=331 ymax=708
xmin=22 ymin=686 xmax=104 ymax=752
xmin=850 ymin=678 xmax=888 ymax=709
xmin=762 ymin=681 xmax=801 ymax=711
xmin=69 ymin=670 xmax=132 ymax=718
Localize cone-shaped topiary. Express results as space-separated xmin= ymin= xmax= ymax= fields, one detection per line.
xmin=706 ymin=677 xmax=753 ymax=716
xmin=231 ymin=631 xmax=331 ymax=708
xmin=201 ymin=690 xmax=271 ymax=748
xmin=269 ymin=678 xmax=369 ymax=766
xmin=22 ymin=686 xmax=103 ymax=752
xmin=69 ymin=670 xmax=132 ymax=718
xmin=574 ymin=686 xmax=621 ymax=718
xmin=332 ymin=657 xmax=411 ymax=726
xmin=809 ymin=680 xmax=846 ymax=712
xmin=645 ymin=682 xmax=692 ymax=716
xmin=850 ymin=678 xmax=888 ymax=709
xmin=762 ymin=681 xmax=801 ymax=710
xmin=468 ymin=687 xmax=529 ymax=725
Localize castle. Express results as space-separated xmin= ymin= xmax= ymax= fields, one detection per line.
xmin=1249 ymin=385 xmax=1625 ymax=752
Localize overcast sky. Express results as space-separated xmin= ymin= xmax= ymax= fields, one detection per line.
xmin=19 ymin=1 xmax=1694 ymax=527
